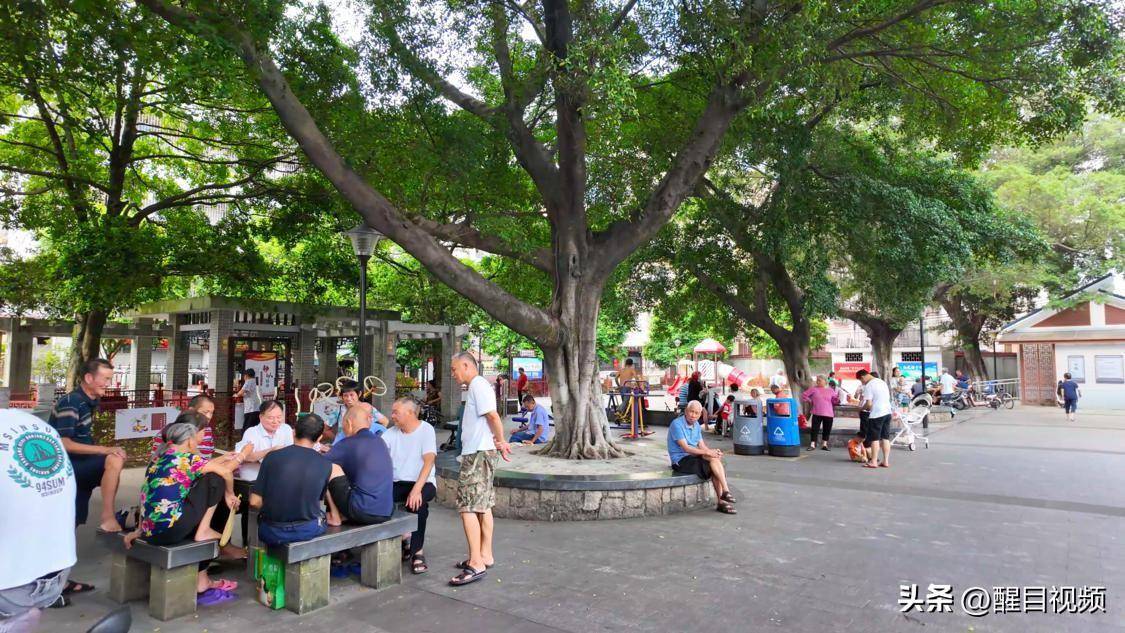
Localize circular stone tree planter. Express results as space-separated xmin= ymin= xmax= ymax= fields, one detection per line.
xmin=435 ymin=452 xmax=715 ymax=521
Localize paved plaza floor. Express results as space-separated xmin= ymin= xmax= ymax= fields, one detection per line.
xmin=41 ymin=405 xmax=1124 ymax=633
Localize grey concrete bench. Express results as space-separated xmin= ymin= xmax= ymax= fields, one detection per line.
xmin=99 ymin=531 xmax=217 ymax=621
xmin=264 ymin=510 xmax=418 ymax=614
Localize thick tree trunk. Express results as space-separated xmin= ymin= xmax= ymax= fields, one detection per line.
xmin=869 ymin=332 xmax=896 ymax=378
xmin=533 ymin=296 xmax=626 ymax=459
xmin=65 ymin=309 xmax=107 ymax=389
xmin=777 ymin=334 xmax=813 ymax=395
xmin=938 ymin=296 xmax=990 ymax=381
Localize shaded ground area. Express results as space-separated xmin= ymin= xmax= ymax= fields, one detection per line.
xmin=42 ymin=405 xmax=1124 ymax=632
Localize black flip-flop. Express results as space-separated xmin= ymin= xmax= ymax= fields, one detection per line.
xmin=411 ymin=553 xmax=428 ymax=575
xmin=47 ymin=595 xmax=70 ymax=608
xmin=456 ymin=559 xmax=493 ymax=570
xmin=63 ymin=580 xmax=95 ymax=595
xmin=720 ymin=492 xmax=737 ymax=504
xmin=716 ymin=501 xmax=737 ymax=515
xmin=449 ymin=566 xmax=486 ymax=586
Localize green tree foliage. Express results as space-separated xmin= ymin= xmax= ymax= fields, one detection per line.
xmin=139 ymin=0 xmax=1121 ymax=457
xmin=0 ymin=0 xmax=290 ymax=385
xmin=980 ymin=115 xmax=1125 ymax=287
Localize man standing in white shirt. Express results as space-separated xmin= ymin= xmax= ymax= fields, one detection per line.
xmin=856 ymin=369 xmax=893 ymax=469
xmin=385 ymin=398 xmax=438 ymax=575
xmin=0 ymin=410 xmax=76 ymax=629
xmin=939 ymin=368 xmax=957 ymax=405
xmin=448 ymin=353 xmax=510 ymax=587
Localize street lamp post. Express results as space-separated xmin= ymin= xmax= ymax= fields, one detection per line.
xmin=919 ymin=312 xmax=927 ymax=429
xmin=344 ymin=224 xmax=383 ymax=383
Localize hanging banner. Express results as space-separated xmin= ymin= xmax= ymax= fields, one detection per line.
xmin=832 ymin=362 xmax=871 ymax=380
xmin=896 ymin=361 xmax=938 ymax=381
xmin=115 ymin=406 xmax=181 ymax=440
xmin=245 ymin=351 xmax=279 ymax=396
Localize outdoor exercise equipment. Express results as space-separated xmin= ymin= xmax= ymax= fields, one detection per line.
xmin=619 ymin=379 xmax=654 ymax=440
xmin=363 ymin=375 xmax=389 ymax=399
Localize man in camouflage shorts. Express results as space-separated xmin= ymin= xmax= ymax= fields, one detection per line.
xmin=449 ymin=353 xmax=511 ymax=587
xmin=456 ymin=450 xmax=499 ymax=513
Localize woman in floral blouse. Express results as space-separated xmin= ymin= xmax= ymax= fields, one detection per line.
xmin=124 ymin=412 xmax=252 ymax=600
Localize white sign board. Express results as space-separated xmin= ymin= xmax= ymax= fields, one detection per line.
xmin=115 ymin=406 xmax=181 ymax=440
xmin=1095 ymin=355 xmax=1124 ymax=384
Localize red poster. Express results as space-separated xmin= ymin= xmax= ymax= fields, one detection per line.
xmin=833 ymin=362 xmax=871 ymax=380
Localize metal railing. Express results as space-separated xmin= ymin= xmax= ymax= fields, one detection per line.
xmin=970 ymin=378 xmax=1021 ymax=400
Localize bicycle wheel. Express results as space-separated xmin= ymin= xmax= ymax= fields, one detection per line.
xmin=1000 ymin=392 xmax=1015 ymax=409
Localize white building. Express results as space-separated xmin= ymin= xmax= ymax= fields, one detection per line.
xmin=998 ymin=273 xmax=1125 ymax=409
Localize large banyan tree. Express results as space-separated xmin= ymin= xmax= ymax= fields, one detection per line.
xmin=138 ymin=0 xmax=1121 ymax=457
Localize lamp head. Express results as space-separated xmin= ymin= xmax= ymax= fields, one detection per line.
xmin=344 ymin=223 xmax=383 ymax=258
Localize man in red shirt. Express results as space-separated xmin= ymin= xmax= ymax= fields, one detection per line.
xmin=516 ymin=368 xmax=528 ymax=404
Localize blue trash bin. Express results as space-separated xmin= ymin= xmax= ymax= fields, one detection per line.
xmin=732 ymin=396 xmax=764 ymax=455
xmin=765 ymin=397 xmax=800 ymax=457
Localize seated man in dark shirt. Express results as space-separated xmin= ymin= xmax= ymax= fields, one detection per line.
xmin=326 ymin=405 xmax=394 ymax=524
xmin=250 ymin=414 xmax=342 ymax=545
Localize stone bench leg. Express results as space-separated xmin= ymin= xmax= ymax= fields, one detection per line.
xmin=108 ymin=552 xmax=149 ymax=603
xmin=360 ymin=537 xmax=401 ymax=590
xmin=284 ymin=555 xmax=329 ymax=615
xmin=148 ymin=564 xmax=198 ymax=621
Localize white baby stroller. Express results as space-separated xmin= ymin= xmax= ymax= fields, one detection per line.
xmin=892 ymin=400 xmax=930 ymax=451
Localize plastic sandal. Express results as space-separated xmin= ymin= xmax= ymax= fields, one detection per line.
xmin=449 ymin=566 xmax=486 ymax=586
xmin=196 ymin=588 xmax=237 ymax=607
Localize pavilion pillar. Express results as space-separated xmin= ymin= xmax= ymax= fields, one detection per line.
xmin=439 ymin=327 xmax=462 ymax=421
xmin=129 ymin=319 xmax=153 ymax=394
xmin=165 ymin=315 xmax=190 ymax=391
xmin=294 ymin=324 xmax=317 ymax=390
xmin=207 ymin=310 xmax=233 ymax=393
xmin=1 ymin=320 xmax=33 ymax=395
xmin=318 ymin=337 xmax=337 ymax=384
xmin=372 ymin=323 xmax=397 ymax=415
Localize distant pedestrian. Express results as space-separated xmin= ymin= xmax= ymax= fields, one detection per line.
xmin=235 ymin=368 xmax=262 ymax=429
xmin=769 ymin=369 xmax=787 ymax=391
xmin=939 ymin=368 xmax=957 ymax=406
xmin=1059 ymin=372 xmax=1081 ymax=422
xmin=889 ymin=367 xmax=910 ymax=408
xmin=516 ymin=367 xmax=528 ymax=403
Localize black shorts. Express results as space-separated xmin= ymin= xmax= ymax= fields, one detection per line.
xmin=71 ymin=453 xmax=107 ymax=492
xmin=864 ymin=415 xmax=892 ymax=443
xmin=672 ymin=455 xmax=712 ymax=480
xmin=857 ymin=411 xmax=869 ymax=437
xmin=328 ymin=475 xmax=390 ymax=525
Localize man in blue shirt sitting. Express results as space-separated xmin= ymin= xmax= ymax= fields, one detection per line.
xmin=326 ymin=404 xmax=393 ymax=524
xmin=668 ymin=401 xmax=736 ymax=515
xmin=509 ymin=395 xmax=551 ymax=445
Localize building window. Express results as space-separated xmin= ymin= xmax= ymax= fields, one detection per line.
xmin=901 ymin=351 xmax=922 ymax=362
xmin=845 ymin=352 xmax=864 ymax=362
xmin=1094 ymin=355 xmax=1124 ymax=384
xmin=1066 ymin=356 xmax=1085 ymax=383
